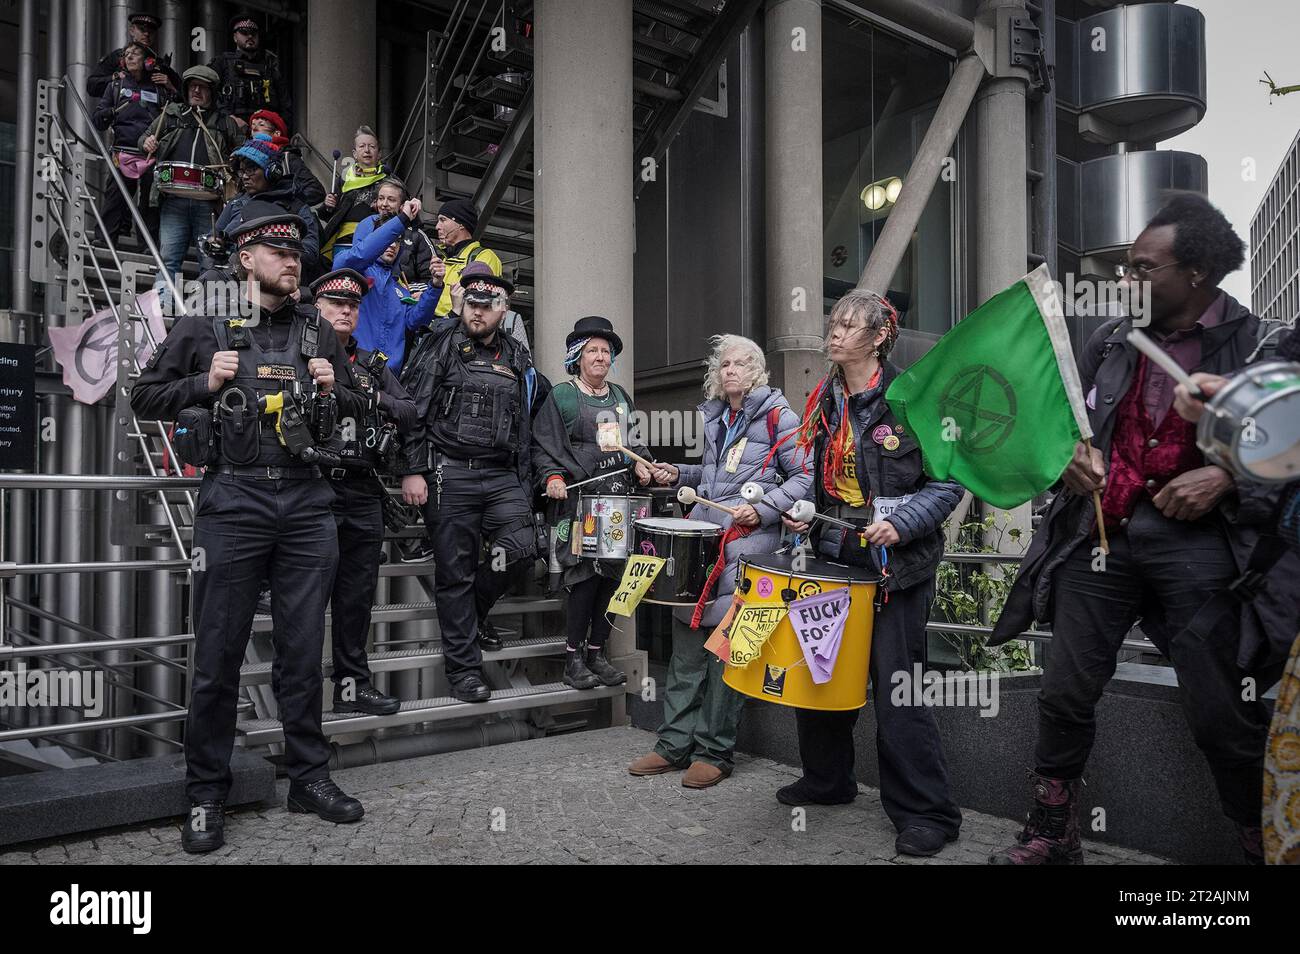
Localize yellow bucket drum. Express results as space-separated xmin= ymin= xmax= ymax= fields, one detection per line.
xmin=723 ymin=553 xmax=879 ymax=711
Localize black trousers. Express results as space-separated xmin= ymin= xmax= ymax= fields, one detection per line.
xmin=1036 ymin=499 xmax=1275 ymax=826
xmin=186 ymin=473 xmax=336 ymax=803
xmin=422 ymin=456 xmax=535 ymax=683
xmin=327 ymin=475 xmax=385 ymax=694
xmin=101 ymin=164 xmax=158 ymax=241
xmin=793 ymin=579 xmax=962 ymax=835
xmin=565 ymin=572 xmax=620 ymax=650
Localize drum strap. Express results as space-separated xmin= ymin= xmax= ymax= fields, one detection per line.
xmin=1175 ymin=530 xmax=1288 ymax=646
xmin=689 ymin=522 xmax=754 ymax=629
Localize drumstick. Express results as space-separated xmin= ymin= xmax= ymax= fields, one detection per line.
xmin=676 ymin=485 xmax=739 ymax=518
xmin=566 ymin=468 xmax=629 ymax=492
xmin=330 ymin=149 xmax=341 ymax=196
xmin=1127 ymin=329 xmax=1206 ymax=399
xmin=595 ymin=429 xmax=656 ymax=470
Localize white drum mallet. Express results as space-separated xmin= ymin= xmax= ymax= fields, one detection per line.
xmin=676 ymin=485 xmax=739 ymax=518
xmin=785 ymin=499 xmax=858 ymax=530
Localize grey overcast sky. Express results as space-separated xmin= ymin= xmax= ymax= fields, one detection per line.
xmin=1162 ymin=0 xmax=1300 ymax=305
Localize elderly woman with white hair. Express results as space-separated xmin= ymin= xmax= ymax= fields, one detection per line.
xmin=627 ymin=334 xmax=811 ymax=789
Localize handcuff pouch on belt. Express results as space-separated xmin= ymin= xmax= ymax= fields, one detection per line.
xmin=215 ymin=385 xmax=261 ymax=465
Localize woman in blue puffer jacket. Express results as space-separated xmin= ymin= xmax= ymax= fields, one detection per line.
xmin=627 ymin=335 xmax=812 ymax=789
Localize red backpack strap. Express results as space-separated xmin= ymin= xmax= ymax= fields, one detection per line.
xmin=766 ymin=406 xmax=782 ymax=444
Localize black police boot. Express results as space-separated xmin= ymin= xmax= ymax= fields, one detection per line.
xmin=181 ymin=800 xmax=226 ymax=854
xmin=287 ymin=778 xmax=365 ymax=823
xmin=478 ymin=618 xmax=504 ymax=653
xmin=333 ymin=684 xmax=401 ymax=716
xmin=563 ymin=651 xmax=601 ymax=690
xmin=450 ymin=673 xmax=491 ymax=703
xmin=585 ymin=645 xmax=627 ymax=686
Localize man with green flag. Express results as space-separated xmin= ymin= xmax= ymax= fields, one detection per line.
xmin=976 ymin=193 xmax=1296 ymax=864
xmin=885 ymin=262 xmax=1092 ymax=509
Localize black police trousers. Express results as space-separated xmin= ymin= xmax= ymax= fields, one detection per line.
xmin=1036 ymin=499 xmax=1280 ymax=826
xmin=793 ymin=579 xmax=963 ymax=836
xmin=421 ymin=455 xmax=535 ymax=683
xmin=186 ymin=472 xmax=336 ymax=803
xmin=327 ymin=474 xmax=385 ymax=695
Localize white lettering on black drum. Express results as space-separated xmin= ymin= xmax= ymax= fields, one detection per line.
xmin=632 ymin=517 xmax=722 ymax=606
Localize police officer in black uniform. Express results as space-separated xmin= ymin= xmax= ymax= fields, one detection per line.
xmin=397 ymin=270 xmax=537 ymax=703
xmin=132 ymin=202 xmax=366 ymax=854
xmin=312 ymin=267 xmax=417 ymax=717
xmin=209 ymin=13 xmax=293 ymax=127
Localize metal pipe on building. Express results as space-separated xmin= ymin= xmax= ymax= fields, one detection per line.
xmin=159 ymin=0 xmax=188 ymax=73
xmin=107 ymin=0 xmax=129 ymax=49
xmin=14 ymin=0 xmax=38 ymax=320
xmin=8 ymin=1 xmax=39 ymax=654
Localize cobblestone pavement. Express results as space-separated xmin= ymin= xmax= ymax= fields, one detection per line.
xmin=0 ymin=727 xmax=1169 ymax=865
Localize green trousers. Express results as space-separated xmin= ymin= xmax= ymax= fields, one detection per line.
xmin=654 ymin=616 xmax=747 ymax=770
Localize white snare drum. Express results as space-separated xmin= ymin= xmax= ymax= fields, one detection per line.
xmin=1197 ymin=360 xmax=1300 ymax=483
xmin=156 ymin=161 xmax=224 ymax=200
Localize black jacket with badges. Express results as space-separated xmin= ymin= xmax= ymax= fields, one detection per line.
xmin=989 ymin=295 xmax=1300 ymax=670
xmin=131 ymin=297 xmax=365 ymax=466
xmin=331 ymin=338 xmax=418 ymax=474
xmin=397 ymin=319 xmax=535 ymax=487
xmin=810 ymin=364 xmax=965 ymax=592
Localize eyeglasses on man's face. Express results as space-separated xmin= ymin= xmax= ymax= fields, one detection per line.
xmin=1114 ymin=260 xmax=1183 ymax=280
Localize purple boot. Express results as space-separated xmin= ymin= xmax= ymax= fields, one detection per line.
xmin=989 ymin=772 xmax=1085 ymax=865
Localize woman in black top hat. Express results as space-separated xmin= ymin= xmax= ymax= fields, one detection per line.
xmin=533 ymin=317 xmax=669 ymax=689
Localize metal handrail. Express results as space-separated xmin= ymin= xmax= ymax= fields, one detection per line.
xmin=0 ymin=559 xmax=190 ymax=576
xmin=0 ymin=475 xmax=202 ymax=489
xmin=56 ymin=76 xmax=186 ymax=311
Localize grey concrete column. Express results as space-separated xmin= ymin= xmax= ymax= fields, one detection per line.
xmin=973 ymin=0 xmax=1029 ymax=304
xmin=763 ymin=0 xmax=823 ymax=411
xmin=303 ymin=0 xmax=377 ymax=156
xmin=533 ymin=0 xmax=634 ymax=387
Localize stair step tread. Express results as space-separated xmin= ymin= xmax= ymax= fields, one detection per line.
xmin=237 ymin=636 xmax=566 ymax=685
xmin=236 ymin=682 xmax=624 ymax=744
xmin=249 ymin=596 xmax=561 ymax=633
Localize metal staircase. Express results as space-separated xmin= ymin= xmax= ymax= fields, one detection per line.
xmin=406 ymin=0 xmax=755 ymax=340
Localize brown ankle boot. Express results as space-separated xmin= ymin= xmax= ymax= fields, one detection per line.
xmin=628 ymin=752 xmax=682 ymax=776
xmin=989 ymin=772 xmax=1085 ymax=865
xmin=682 ymin=761 xmax=728 ymax=789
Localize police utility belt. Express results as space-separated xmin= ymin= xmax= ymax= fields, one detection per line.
xmin=171 ymin=314 xmax=340 ymax=475
xmin=328 ymin=348 xmax=399 ymax=478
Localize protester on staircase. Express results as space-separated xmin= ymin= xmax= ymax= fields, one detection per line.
xmin=87 ymin=10 xmax=180 ymax=100
xmin=209 ymin=134 xmax=321 ymax=279
xmin=247 ymin=108 xmax=326 ymax=207
xmin=91 ymin=41 xmax=166 ymax=248
xmin=140 ymin=64 xmax=244 ymax=296
xmin=319 ymin=125 xmax=390 ymax=266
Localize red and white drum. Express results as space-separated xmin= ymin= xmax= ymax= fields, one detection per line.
xmin=156 ymin=161 xmax=224 ymax=200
